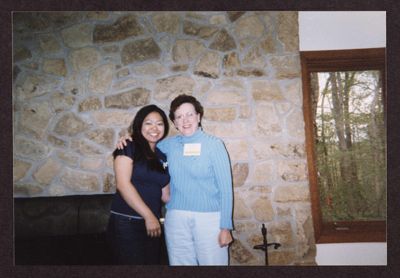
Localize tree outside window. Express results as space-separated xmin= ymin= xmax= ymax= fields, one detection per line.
xmin=301 ymin=48 xmax=386 ymax=243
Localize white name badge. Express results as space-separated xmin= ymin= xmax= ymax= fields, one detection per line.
xmin=183 ymin=143 xmax=201 ymax=156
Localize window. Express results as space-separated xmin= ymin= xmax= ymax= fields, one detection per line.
xmin=300 ymin=48 xmax=386 ymax=243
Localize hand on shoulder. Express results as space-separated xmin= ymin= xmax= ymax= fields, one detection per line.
xmin=116 ymin=135 xmax=133 ymax=149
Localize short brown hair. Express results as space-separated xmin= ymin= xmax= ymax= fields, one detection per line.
xmin=169 ymin=94 xmax=204 ymax=125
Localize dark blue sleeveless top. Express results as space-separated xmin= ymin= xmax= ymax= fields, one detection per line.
xmin=110 ymin=141 xmax=170 ymax=218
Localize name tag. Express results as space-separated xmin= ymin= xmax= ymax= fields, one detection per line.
xmin=183 ymin=143 xmax=201 ymax=156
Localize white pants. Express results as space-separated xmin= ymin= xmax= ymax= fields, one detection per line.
xmin=164 ymin=209 xmax=229 ymax=266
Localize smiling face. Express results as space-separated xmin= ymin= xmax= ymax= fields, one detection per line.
xmin=141 ymin=111 xmax=166 ymax=149
xmin=173 ymin=102 xmax=201 ymax=136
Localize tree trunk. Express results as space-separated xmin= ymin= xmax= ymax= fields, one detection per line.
xmin=330 ymin=72 xmax=358 ymax=216
xmin=368 ymin=71 xmax=386 ymax=216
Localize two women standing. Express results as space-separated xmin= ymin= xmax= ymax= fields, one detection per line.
xmin=107 ymin=95 xmax=234 ymax=265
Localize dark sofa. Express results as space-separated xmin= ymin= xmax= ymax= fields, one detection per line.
xmin=14 ymin=194 xmax=168 ymax=265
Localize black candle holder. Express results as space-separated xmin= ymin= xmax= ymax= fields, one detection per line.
xmin=253 ymin=223 xmax=281 ymax=265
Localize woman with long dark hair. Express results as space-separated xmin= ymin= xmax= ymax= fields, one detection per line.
xmin=107 ymin=105 xmax=170 ymax=265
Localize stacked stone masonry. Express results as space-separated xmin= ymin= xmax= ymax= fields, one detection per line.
xmin=13 ymin=11 xmax=315 ymax=265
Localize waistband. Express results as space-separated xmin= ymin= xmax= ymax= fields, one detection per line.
xmin=110 ymin=210 xmax=143 ymax=220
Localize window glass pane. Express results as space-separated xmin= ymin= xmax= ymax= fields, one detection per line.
xmin=311 ymin=70 xmax=386 ymax=223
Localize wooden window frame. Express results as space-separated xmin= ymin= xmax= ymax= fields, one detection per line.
xmin=300 ymin=48 xmax=386 ymax=243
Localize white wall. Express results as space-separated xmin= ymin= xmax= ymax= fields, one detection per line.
xmin=299 ymin=11 xmax=386 ymax=51
xmin=315 ymin=243 xmax=387 ymax=265
xmin=298 ymin=11 xmax=387 ymax=265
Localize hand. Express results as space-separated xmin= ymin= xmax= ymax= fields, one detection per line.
xmin=144 ymin=215 xmax=162 ymax=237
xmin=218 ymin=229 xmax=233 ymax=247
xmin=116 ymin=135 xmax=133 ymax=149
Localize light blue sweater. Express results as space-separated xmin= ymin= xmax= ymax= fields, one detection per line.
xmin=158 ymin=129 xmax=233 ymax=230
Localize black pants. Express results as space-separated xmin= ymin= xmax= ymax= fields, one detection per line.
xmin=107 ymin=213 xmax=161 ymax=265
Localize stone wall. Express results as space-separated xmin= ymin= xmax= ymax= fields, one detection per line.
xmin=13 ymin=11 xmax=315 ymax=265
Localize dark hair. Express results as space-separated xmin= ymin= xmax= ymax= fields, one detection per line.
xmin=169 ymin=94 xmax=204 ymax=126
xmin=114 ymin=105 xmax=169 ymax=172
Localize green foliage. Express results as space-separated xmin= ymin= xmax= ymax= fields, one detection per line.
xmin=314 ymin=70 xmax=386 ymax=223
xmin=317 ymin=139 xmax=386 ymax=222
